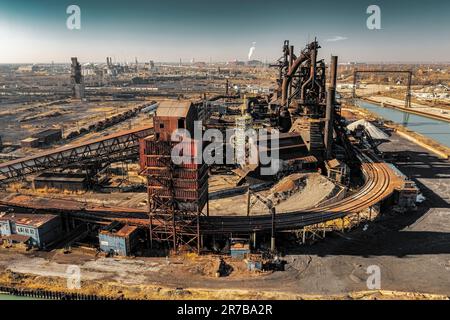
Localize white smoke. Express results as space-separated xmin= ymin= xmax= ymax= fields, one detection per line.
xmin=326 ymin=36 xmax=348 ymax=42
xmin=248 ymin=42 xmax=256 ymax=60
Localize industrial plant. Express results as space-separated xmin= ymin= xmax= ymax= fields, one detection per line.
xmin=0 ymin=0 xmax=449 ymax=302
xmin=0 ymin=39 xmax=421 ymax=259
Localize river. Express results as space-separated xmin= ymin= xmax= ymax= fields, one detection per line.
xmin=0 ymin=293 xmax=41 ymax=300
xmin=355 ymin=100 xmax=450 ymax=148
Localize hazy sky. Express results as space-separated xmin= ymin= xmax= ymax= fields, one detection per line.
xmin=0 ymin=0 xmax=449 ymax=63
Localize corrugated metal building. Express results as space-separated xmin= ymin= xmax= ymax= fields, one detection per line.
xmin=0 ymin=212 xmax=62 ymax=248
xmin=99 ymin=222 xmax=139 ymax=256
xmin=140 ymin=100 xmax=208 ymax=212
xmin=21 ymin=137 xmax=40 ymax=148
xmin=33 ymin=128 xmax=62 ymax=145
xmin=153 ymin=101 xmax=198 ymax=141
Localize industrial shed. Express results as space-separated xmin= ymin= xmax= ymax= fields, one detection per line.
xmin=0 ymin=213 xmax=62 ymax=249
xmin=33 ymin=172 xmax=88 ymax=191
xmin=99 ymin=222 xmax=139 ymax=256
xmin=153 ymin=101 xmax=198 ymax=140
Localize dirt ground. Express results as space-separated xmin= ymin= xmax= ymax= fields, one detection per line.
xmin=273 ymin=173 xmax=336 ymax=212
xmin=208 ymin=173 xmax=336 ymax=215
xmin=0 ymin=99 xmax=142 ymax=146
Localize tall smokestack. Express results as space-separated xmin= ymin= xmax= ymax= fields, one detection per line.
xmin=325 ymin=55 xmax=338 ymax=159
xmin=288 ymin=45 xmax=294 ymax=104
xmin=70 ymin=57 xmax=85 ymax=100
xmin=330 ymin=55 xmax=338 ymax=89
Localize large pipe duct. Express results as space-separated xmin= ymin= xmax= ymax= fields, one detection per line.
xmin=324 ymin=55 xmax=338 ymax=159
xmin=281 ymin=41 xmax=318 ymax=107
xmin=288 ymin=45 xmax=295 ymax=104
xmin=300 ymin=43 xmax=317 ymax=103
xmin=280 ymin=44 xmax=313 ymax=107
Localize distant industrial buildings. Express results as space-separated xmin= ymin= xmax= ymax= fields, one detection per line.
xmin=21 ymin=128 xmax=62 ymax=148
xmin=16 ymin=65 xmax=39 ymax=73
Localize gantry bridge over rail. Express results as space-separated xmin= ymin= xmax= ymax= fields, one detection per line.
xmin=0 ymin=126 xmax=153 ymax=185
xmin=352 ymin=70 xmax=413 ymax=109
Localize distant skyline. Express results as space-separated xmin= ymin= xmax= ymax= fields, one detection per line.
xmin=1 ymin=0 xmax=449 ymax=63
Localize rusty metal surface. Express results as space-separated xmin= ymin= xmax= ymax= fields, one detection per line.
xmin=155 ymin=101 xmax=192 ymax=118
xmin=0 ymin=212 xmax=57 ymax=228
xmin=100 ymin=224 xmax=138 ymax=237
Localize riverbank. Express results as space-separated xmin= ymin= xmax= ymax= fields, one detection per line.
xmin=1 ymin=277 xmax=448 ymax=300
xmin=352 ymin=101 xmax=450 ymax=159
xmin=362 ymin=97 xmax=450 ymax=123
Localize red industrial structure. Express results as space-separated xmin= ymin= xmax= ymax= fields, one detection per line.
xmin=140 ymin=101 xmax=208 ymax=253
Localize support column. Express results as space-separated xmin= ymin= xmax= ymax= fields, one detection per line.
xmin=271 ymin=207 xmax=276 ymax=253
xmin=197 ymin=213 xmax=200 ymax=254
xmin=172 ymin=211 xmax=177 ymax=251
xmin=288 ymin=45 xmax=294 ymax=105
xmin=406 ymin=72 xmax=412 ymax=108
xmin=246 ymin=186 xmax=251 ymax=216
xmin=325 ymin=55 xmax=338 ymax=160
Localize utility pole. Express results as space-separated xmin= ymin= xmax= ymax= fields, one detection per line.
xmin=246 ymin=185 xmax=251 ymax=216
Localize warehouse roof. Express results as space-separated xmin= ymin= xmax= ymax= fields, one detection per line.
xmin=32 ymin=128 xmax=62 ymax=139
xmin=156 ymin=101 xmax=192 ymax=118
xmin=33 ymin=172 xmax=87 ymax=183
xmin=0 ymin=212 xmax=58 ymax=228
xmin=21 ymin=137 xmax=39 ymax=143
xmin=99 ymin=222 xmax=138 ymax=238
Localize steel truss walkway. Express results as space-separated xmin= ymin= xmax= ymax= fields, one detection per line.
xmin=0 ymin=126 xmax=153 ymax=184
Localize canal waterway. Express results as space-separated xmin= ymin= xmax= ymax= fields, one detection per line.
xmin=355 ymin=100 xmax=450 ymax=148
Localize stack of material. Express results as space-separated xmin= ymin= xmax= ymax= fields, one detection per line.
xmin=347 ymin=119 xmax=390 ymax=140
